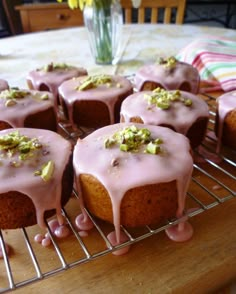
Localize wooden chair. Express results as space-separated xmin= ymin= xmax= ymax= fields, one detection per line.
xmin=120 ymin=0 xmax=186 ymax=24
xmin=2 ymin=0 xmax=23 ymax=35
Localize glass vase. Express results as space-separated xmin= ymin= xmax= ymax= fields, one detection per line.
xmin=83 ymin=0 xmax=123 ymax=65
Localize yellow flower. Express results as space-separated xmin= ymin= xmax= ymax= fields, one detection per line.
xmin=57 ymin=0 xmax=93 ymax=10
xmin=78 ymin=0 xmax=93 ymax=10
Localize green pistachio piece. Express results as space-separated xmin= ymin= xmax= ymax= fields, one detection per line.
xmin=184 ymin=98 xmax=192 ymax=106
xmin=43 ymin=63 xmax=54 ymax=72
xmin=10 ymin=160 xmax=22 ymax=168
xmin=158 ymin=57 xmax=165 ymax=65
xmin=0 ymin=89 xmax=29 ymax=100
xmin=53 ymin=63 xmax=70 ymax=70
xmin=157 ymin=56 xmax=177 ymax=68
xmin=40 ymin=93 xmax=49 ymax=100
xmin=41 ymin=160 xmax=54 ymax=182
xmin=34 ymin=170 xmax=41 ymax=176
xmin=146 ymin=142 xmax=161 ymax=154
xmin=77 ymin=79 xmax=94 ymax=91
xmin=104 ymin=137 xmax=116 ymax=148
xmin=120 ymin=144 xmax=129 ymax=152
xmin=77 ymin=75 xmax=112 ymax=91
xmin=5 ymin=99 xmax=17 ymax=107
xmin=157 ymin=100 xmax=170 ymax=110
xmin=154 ymin=138 xmax=163 ymax=144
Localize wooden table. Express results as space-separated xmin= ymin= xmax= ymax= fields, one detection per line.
xmin=12 ymin=198 xmax=236 ymax=294
xmin=0 ymin=24 xmax=235 ymax=293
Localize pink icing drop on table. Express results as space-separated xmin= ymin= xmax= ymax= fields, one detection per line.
xmin=107 ymin=231 xmax=131 ymax=256
xmin=165 ymin=221 xmax=193 ymax=242
xmin=75 ymin=213 xmax=94 ymax=231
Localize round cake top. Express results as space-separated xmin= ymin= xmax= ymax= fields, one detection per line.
xmin=0 ymin=79 xmax=9 ymax=92
xmin=73 ymin=123 xmax=193 ymax=235
xmin=27 ymin=62 xmax=88 ymax=97
xmin=58 ymin=74 xmax=133 ymax=124
xmin=121 ymin=88 xmax=209 ymax=135
xmin=0 ymin=128 xmax=72 ymax=228
xmin=0 ymin=88 xmax=56 ymax=128
xmin=135 ymin=57 xmax=200 ymax=93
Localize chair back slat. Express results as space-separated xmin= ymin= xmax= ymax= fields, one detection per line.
xmin=151 ymin=8 xmax=158 ymax=23
xmin=164 ymin=7 xmax=172 ymax=23
xmin=120 ymin=0 xmax=186 ymax=24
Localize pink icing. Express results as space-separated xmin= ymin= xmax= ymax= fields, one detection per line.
xmin=75 ymin=213 xmax=94 ymax=231
xmin=135 ymin=61 xmax=200 ymax=93
xmin=121 ymin=90 xmax=209 ymax=135
xmin=42 ymin=235 xmax=51 ymax=247
xmin=73 ymin=123 xmax=193 ymax=243
xmin=0 ymin=89 xmax=57 ymax=128
xmin=48 ymin=219 xmax=71 ymax=238
xmin=0 ymin=128 xmax=72 ymax=228
xmin=0 ymin=79 xmax=9 ymax=92
xmin=165 ymin=221 xmax=193 ymax=242
xmin=216 ymin=91 xmax=236 ymax=153
xmin=34 ymin=221 xmax=71 ymax=247
xmin=107 ymin=231 xmax=131 ymax=255
xmin=27 ymin=66 xmax=87 ymax=101
xmin=79 ymin=231 xmax=89 ymax=237
xmin=58 ymin=75 xmax=133 ymax=127
xmin=34 ymin=234 xmax=44 ymax=243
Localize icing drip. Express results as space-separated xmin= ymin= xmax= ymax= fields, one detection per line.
xmin=121 ymin=90 xmax=209 ymax=136
xmin=73 ymin=123 xmax=193 ymax=243
xmin=0 ymin=128 xmax=71 ymax=228
xmin=58 ymin=75 xmax=133 ymax=127
xmin=107 ymin=231 xmax=131 ymax=256
xmin=135 ymin=61 xmax=200 ymax=93
xmin=75 ymin=213 xmax=94 ymax=231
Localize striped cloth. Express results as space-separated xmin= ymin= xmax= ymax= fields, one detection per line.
xmin=176 ymin=37 xmax=236 ymax=93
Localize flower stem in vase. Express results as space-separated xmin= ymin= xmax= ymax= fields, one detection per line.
xmin=83 ymin=0 xmax=123 ymax=65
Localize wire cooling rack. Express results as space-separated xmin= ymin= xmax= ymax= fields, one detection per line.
xmin=0 ymin=91 xmax=235 ymax=293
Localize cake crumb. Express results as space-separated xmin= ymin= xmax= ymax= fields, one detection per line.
xmin=212 ymin=184 xmax=221 ymax=191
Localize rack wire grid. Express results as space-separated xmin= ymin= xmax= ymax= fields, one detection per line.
xmin=0 ymin=90 xmax=235 ymax=293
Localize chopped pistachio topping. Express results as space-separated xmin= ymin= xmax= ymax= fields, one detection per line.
xmin=158 ymin=56 xmax=177 ymax=68
xmin=42 ymin=62 xmax=72 ymax=72
xmin=0 ymin=131 xmax=43 ymax=161
xmin=104 ymin=125 xmax=163 ymax=154
xmin=76 ymin=75 xmax=113 ymax=91
xmin=0 ymin=131 xmax=54 ymax=181
xmin=0 ymin=89 xmax=29 ymax=101
xmin=145 ymin=88 xmax=192 ymax=110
